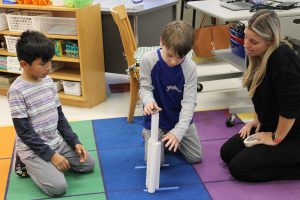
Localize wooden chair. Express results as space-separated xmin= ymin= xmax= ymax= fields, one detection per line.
xmin=110 ymin=4 xmax=158 ymax=123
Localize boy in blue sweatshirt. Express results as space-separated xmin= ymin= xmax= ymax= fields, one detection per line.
xmin=139 ymin=21 xmax=202 ymax=164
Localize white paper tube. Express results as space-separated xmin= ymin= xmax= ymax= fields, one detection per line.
xmin=145 ymin=111 xmax=161 ymax=193
xmin=146 ymin=140 xmax=161 ymax=193
xmin=151 ymin=112 xmax=159 ymax=142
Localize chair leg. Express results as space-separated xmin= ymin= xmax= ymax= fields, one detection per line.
xmin=192 ymin=9 xmax=196 ymax=28
xmin=128 ymin=71 xmax=139 ymax=123
xmin=180 ymin=0 xmax=185 ymax=20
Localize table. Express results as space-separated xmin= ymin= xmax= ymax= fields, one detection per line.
xmin=187 ymin=0 xmax=300 ymax=21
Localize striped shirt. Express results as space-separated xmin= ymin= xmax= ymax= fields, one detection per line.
xmin=8 ymin=76 xmax=63 ymax=159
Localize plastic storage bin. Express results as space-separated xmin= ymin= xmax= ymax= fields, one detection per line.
xmin=64 ymin=0 xmax=93 ymax=8
xmin=230 ymin=33 xmax=244 ymax=45
xmin=6 ymin=10 xmax=52 ymax=32
xmin=4 ymin=35 xmax=19 ymax=53
xmin=230 ymin=39 xmax=245 ymax=58
xmin=53 ymin=80 xmax=63 ymax=92
xmin=230 ymin=28 xmax=244 ymax=39
xmin=39 ymin=17 xmax=77 ymax=36
xmin=0 ymin=10 xmax=8 ymax=31
xmin=62 ymin=80 xmax=81 ymax=96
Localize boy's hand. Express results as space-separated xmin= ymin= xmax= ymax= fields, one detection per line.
xmin=75 ymin=144 xmax=87 ymax=163
xmin=50 ymin=152 xmax=70 ymax=172
xmin=144 ymin=102 xmax=162 ymax=115
xmin=162 ymin=132 xmax=179 ymax=152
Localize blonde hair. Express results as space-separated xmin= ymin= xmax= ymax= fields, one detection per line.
xmin=242 ymin=10 xmax=281 ymax=97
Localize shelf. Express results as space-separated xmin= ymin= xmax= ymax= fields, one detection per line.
xmin=0 ymin=4 xmax=106 ymax=108
xmin=212 ymin=49 xmax=246 ymax=72
xmin=0 ymin=49 xmax=15 ymax=56
xmin=0 ymin=69 xmax=21 ymax=75
xmin=53 ymin=55 xmax=79 ymax=62
xmin=58 ymin=91 xmax=84 ymax=101
xmin=0 ymin=30 xmax=78 ymax=40
xmin=0 ymin=4 xmax=79 ymax=11
xmin=0 ymin=85 xmax=85 ymax=101
xmin=44 ymin=34 xmax=78 ymax=40
xmin=0 ymin=49 xmax=79 ymax=62
xmin=0 ymin=67 xmax=80 ymax=80
xmin=50 ymin=67 xmax=80 ymax=81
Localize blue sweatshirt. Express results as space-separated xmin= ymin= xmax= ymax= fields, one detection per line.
xmin=139 ymin=49 xmax=197 ymax=142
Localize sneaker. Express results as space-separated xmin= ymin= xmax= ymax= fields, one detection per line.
xmin=15 ymin=153 xmax=28 ymax=177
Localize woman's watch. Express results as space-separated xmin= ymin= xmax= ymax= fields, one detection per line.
xmin=272 ymin=132 xmax=282 ymax=143
xmin=271 ymin=132 xmax=276 ymax=141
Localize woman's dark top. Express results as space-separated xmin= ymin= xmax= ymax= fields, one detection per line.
xmin=252 ymin=44 xmax=300 ymax=135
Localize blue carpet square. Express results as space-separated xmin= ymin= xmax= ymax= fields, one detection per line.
xmin=98 ymin=147 xmax=202 ymax=191
xmin=93 ymin=117 xmax=144 ymax=150
xmin=93 ymin=117 xmax=211 ymax=200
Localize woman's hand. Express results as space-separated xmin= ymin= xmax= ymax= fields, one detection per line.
xmin=256 ymin=132 xmax=278 ymax=146
xmin=239 ymin=121 xmax=258 ymax=139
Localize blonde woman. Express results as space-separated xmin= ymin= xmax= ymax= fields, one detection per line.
xmin=220 ymin=10 xmax=300 ymax=182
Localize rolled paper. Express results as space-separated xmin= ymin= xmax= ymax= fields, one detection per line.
xmin=146 ymin=140 xmax=161 ymax=193
xmin=146 ymin=112 xmax=161 ymax=193
xmin=151 ymin=112 xmax=159 ymax=142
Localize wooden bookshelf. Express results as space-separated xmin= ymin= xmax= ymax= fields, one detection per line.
xmin=0 ymin=4 xmax=106 ymax=107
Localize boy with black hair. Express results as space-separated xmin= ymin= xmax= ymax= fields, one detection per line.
xmin=8 ymin=30 xmax=95 ymax=196
xmin=139 ymin=21 xmax=202 ymax=165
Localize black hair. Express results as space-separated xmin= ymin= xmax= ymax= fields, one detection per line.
xmin=16 ymin=30 xmax=54 ymax=65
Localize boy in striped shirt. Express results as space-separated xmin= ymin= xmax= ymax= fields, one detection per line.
xmin=8 ymin=30 xmax=95 ymax=197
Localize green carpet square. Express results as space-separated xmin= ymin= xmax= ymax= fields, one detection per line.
xmin=70 ymin=120 xmax=97 ymax=151
xmin=6 ymin=120 xmax=105 ymax=200
xmin=6 ymin=151 xmax=104 ymax=199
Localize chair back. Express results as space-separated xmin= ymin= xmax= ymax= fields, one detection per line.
xmin=110 ymin=4 xmax=137 ymax=67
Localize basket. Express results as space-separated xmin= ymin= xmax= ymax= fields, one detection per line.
xmin=230 ymin=33 xmax=244 ymax=45
xmin=230 ymin=28 xmax=244 ymax=39
xmin=64 ymin=0 xmax=93 ymax=8
xmin=4 ymin=35 xmax=19 ymax=53
xmin=62 ymin=80 xmax=81 ymax=96
xmin=6 ymin=10 xmax=52 ymax=32
xmin=0 ymin=11 xmax=8 ymax=31
xmin=230 ymin=39 xmax=245 ymax=59
xmin=53 ymin=80 xmax=63 ymax=92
